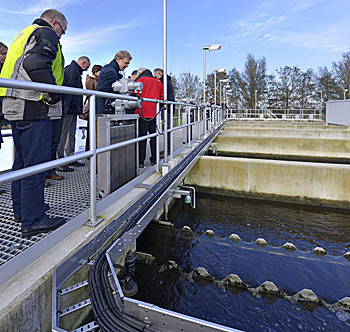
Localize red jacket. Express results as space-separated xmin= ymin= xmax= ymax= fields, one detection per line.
xmin=136 ymin=70 xmax=164 ymax=118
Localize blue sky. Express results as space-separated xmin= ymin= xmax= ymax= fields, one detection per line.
xmin=0 ymin=0 xmax=350 ymax=79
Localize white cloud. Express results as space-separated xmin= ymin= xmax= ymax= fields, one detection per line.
xmin=61 ymin=21 xmax=143 ymax=54
xmin=237 ymin=15 xmax=286 ymax=38
xmin=0 ymin=0 xmax=85 ymax=15
xmin=260 ymin=28 xmax=348 ymax=52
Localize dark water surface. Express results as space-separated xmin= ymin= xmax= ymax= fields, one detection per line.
xmin=134 ymin=194 xmax=350 ymax=331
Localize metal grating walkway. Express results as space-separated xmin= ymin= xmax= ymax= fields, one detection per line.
xmin=0 ymin=160 xmax=95 ymax=266
xmin=0 ymin=122 xmax=201 ymax=267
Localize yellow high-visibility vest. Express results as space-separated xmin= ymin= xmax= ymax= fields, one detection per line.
xmin=0 ymin=24 xmax=64 ymax=100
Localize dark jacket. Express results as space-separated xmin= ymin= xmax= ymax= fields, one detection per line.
xmin=0 ymin=62 xmax=3 ymax=121
xmin=2 ymin=18 xmax=63 ymax=121
xmin=160 ymin=75 xmax=175 ymax=102
xmin=96 ymin=59 xmax=122 ymax=114
xmin=136 ymin=70 xmax=164 ymax=119
xmin=62 ymin=60 xmax=83 ymax=115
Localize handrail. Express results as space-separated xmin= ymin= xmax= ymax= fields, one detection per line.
xmin=0 ymin=77 xmax=225 ymax=227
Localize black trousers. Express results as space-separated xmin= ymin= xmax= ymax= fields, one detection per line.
xmin=139 ymin=117 xmax=156 ymax=164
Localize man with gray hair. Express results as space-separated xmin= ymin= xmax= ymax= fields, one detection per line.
xmin=0 ymin=9 xmax=67 ymax=237
xmin=56 ymin=56 xmax=90 ymax=170
xmin=97 ymin=50 xmax=132 ymax=114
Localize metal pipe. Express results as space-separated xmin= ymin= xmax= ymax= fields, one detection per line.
xmin=214 ymin=70 xmax=217 ymax=106
xmin=89 ymin=95 xmax=97 ymax=224
xmin=187 ymin=106 xmax=191 ymax=148
xmin=93 ymin=133 xmax=158 ymax=155
xmin=0 ymin=78 xmax=194 ymax=107
xmin=156 ymin=102 xmax=160 ymax=172
xmin=163 ymin=0 xmax=168 ymax=164
xmin=170 ymin=103 xmax=174 ymax=160
xmin=203 ymin=49 xmax=206 ymax=104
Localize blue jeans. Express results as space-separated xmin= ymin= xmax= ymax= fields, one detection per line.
xmin=48 ymin=119 xmax=63 ymax=175
xmin=11 ymin=120 xmax=52 ymax=228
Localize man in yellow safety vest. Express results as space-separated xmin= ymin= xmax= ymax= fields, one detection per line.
xmin=0 ymin=9 xmax=67 ymax=238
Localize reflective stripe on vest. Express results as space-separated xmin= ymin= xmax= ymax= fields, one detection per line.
xmin=0 ymin=24 xmax=64 ymax=99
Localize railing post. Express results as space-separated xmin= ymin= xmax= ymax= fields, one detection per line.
xmin=187 ymin=106 xmax=191 ymax=148
xmin=197 ymin=107 xmax=200 ymax=139
xmin=164 ymin=101 xmax=168 ymax=164
xmin=170 ymin=103 xmax=173 ymax=160
xmin=88 ymin=95 xmax=98 ymax=226
xmin=156 ymin=102 xmax=160 ymax=172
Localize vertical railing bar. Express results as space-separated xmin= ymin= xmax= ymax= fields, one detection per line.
xmin=156 ymin=102 xmax=160 ymax=172
xmin=170 ymin=103 xmax=173 ymax=160
xmin=89 ymin=95 xmax=97 ymax=224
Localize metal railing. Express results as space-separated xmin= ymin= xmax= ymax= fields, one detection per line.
xmin=227 ymin=108 xmax=324 ymax=121
xmin=0 ymin=77 xmax=224 ymax=221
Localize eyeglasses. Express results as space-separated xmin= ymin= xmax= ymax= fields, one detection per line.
xmin=56 ymin=20 xmax=66 ymax=35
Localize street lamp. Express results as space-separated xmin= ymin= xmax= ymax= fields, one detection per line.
xmin=203 ymin=44 xmax=221 ymax=104
xmin=344 ymin=89 xmax=348 ymax=100
xmin=214 ymin=68 xmax=226 ymax=106
xmin=219 ymin=79 xmax=228 ymax=107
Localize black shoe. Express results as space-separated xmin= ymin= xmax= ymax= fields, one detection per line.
xmin=15 ymin=204 xmax=50 ymax=223
xmin=21 ymin=216 xmax=66 ymax=238
xmin=69 ymin=161 xmax=85 ymax=167
xmin=139 ymin=163 xmax=144 ymax=168
xmin=57 ymin=165 xmax=74 ymax=172
xmin=150 ymin=161 xmax=156 ymax=166
xmin=0 ymin=188 xmax=5 ymax=195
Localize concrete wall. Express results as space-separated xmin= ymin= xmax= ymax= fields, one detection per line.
xmin=222 ymin=127 xmax=350 ymax=139
xmin=215 ymin=136 xmax=350 ymax=162
xmin=225 ymin=123 xmax=332 ymax=130
xmin=188 ymin=156 xmax=350 ymax=208
xmin=0 ymin=173 xmax=161 ymax=332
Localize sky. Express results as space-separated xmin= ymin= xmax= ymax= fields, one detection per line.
xmin=0 ymin=0 xmax=350 ymax=79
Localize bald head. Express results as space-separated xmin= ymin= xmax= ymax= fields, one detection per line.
xmin=40 ymin=9 xmax=67 ymax=39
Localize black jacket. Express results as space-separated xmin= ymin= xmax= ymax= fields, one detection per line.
xmin=23 ymin=18 xmax=61 ymax=106
xmin=96 ymin=59 xmax=123 ymax=114
xmin=62 ymin=60 xmax=83 ymax=115
xmin=160 ymin=75 xmax=175 ymax=102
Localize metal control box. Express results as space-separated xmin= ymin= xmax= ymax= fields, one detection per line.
xmin=97 ymin=114 xmax=139 ymax=196
xmin=326 ymin=100 xmax=350 ymax=125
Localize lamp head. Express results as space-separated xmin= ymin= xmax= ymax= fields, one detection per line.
xmin=203 ymin=44 xmax=221 ymax=51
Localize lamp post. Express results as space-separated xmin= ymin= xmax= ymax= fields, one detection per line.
xmin=344 ymin=89 xmax=348 ymax=100
xmin=226 ymin=89 xmax=232 ymax=107
xmin=254 ymin=89 xmax=258 ymax=113
xmin=224 ymin=84 xmax=230 ymax=109
xmin=214 ymin=68 xmax=226 ymax=106
xmin=317 ymin=91 xmax=323 ymax=106
xmin=163 ymin=0 xmax=168 ymax=164
xmin=203 ymin=44 xmax=221 ymax=104
xmin=219 ymin=79 xmax=228 ymax=107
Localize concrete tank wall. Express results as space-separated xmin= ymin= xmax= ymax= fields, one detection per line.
xmin=222 ymin=127 xmax=350 ymax=139
xmin=215 ymin=136 xmax=350 ymax=162
xmin=188 ymin=156 xmax=350 ymax=208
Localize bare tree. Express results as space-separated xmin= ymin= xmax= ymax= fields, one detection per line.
xmin=176 ymin=72 xmax=203 ymax=103
xmin=205 ymin=71 xmax=228 ymax=105
xmin=332 ymin=51 xmax=350 ymax=99
xmin=229 ymin=54 xmax=268 ymax=109
xmin=315 ymin=66 xmax=338 ymax=105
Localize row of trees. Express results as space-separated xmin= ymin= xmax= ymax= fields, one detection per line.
xmin=170 ymin=52 xmax=350 ymax=110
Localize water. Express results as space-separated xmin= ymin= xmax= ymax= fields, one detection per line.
xmin=134 ymin=194 xmax=350 ymax=331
